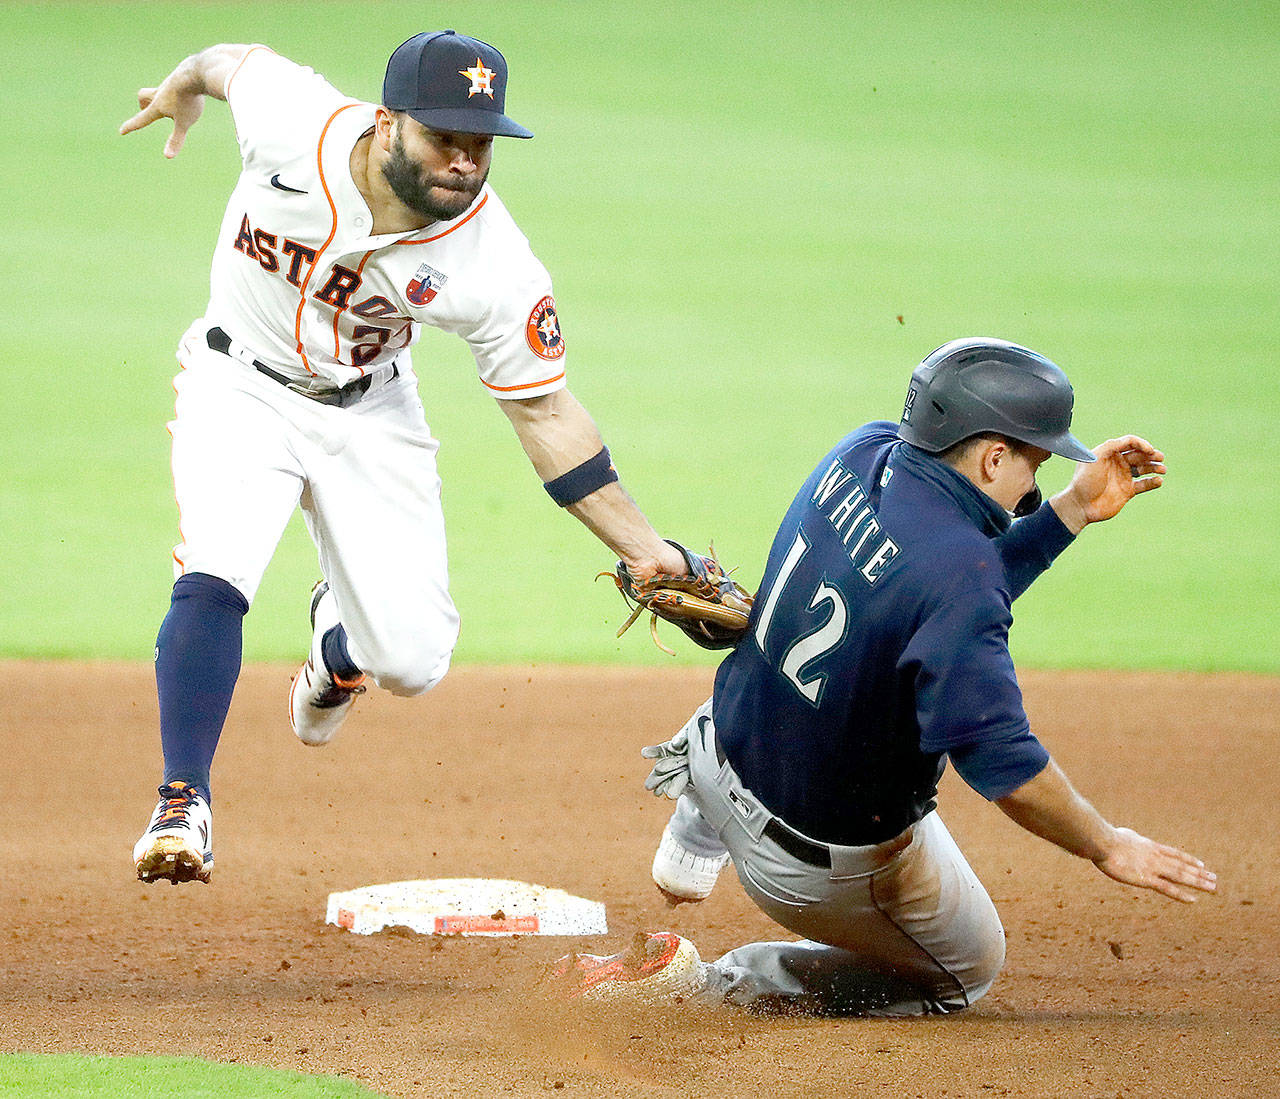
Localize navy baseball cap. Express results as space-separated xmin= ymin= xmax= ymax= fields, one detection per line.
xmin=383 ymin=30 xmax=533 ymax=139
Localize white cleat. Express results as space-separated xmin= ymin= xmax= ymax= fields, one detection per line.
xmin=289 ymin=581 xmax=366 ymax=747
xmin=133 ymin=781 xmax=213 ymax=885
xmin=551 ymin=931 xmax=706 ymax=1003
xmin=651 ymin=820 xmax=731 ymax=905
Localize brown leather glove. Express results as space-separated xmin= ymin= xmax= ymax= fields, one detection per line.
xmin=605 ymin=540 xmax=753 ymax=654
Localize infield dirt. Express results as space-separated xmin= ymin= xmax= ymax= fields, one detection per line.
xmin=1 ymin=662 xmax=1277 ymax=1097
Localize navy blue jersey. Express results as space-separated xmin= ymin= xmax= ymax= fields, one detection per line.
xmin=713 ymin=422 xmax=1070 ymax=845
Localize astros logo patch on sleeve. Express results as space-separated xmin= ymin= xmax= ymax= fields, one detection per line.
xmin=406 ymin=263 xmax=448 ymax=306
xmin=526 ymin=295 xmax=565 ymax=360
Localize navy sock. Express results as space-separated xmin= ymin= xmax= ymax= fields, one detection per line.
xmin=321 ymin=623 xmax=363 ymax=682
xmin=155 ymin=573 xmax=249 ymax=804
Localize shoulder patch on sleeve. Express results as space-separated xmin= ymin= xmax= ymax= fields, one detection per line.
xmin=525 ymin=296 xmax=565 ymax=361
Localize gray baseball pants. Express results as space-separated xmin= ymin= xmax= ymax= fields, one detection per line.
xmin=671 ymin=698 xmax=1005 ymax=1016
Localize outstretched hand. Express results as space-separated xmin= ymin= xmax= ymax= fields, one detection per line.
xmin=119 ymin=76 xmax=206 ymax=159
xmin=118 ymin=46 xmax=247 ymax=158
xmin=1094 ymin=826 xmax=1217 ymax=903
xmin=1051 ymin=435 xmax=1166 ymax=534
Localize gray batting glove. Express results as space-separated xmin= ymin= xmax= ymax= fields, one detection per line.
xmin=641 ymin=728 xmax=691 ymax=799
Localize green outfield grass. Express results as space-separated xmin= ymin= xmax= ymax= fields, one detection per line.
xmin=2 ymin=0 xmax=1276 ymax=671
xmin=0 ymin=1053 xmax=383 ymax=1096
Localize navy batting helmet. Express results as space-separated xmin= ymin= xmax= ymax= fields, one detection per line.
xmin=898 ymin=338 xmax=1096 ymax=462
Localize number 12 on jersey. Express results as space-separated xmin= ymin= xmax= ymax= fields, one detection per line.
xmin=752 ymin=529 xmax=849 ymax=707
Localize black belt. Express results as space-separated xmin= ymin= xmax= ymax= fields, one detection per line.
xmin=206 ymin=327 xmax=396 ymax=408
xmin=715 ymin=732 xmax=832 ymax=869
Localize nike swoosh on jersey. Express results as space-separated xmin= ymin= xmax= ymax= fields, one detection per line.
xmin=270 ymin=173 xmax=308 ymax=194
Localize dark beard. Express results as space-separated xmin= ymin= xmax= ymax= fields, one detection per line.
xmin=381 ymin=133 xmax=487 ymax=223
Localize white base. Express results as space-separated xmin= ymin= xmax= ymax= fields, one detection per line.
xmin=325 ymin=878 xmax=607 ymax=937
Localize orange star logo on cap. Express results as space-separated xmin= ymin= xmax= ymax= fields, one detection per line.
xmin=459 ymin=58 xmax=496 ymax=99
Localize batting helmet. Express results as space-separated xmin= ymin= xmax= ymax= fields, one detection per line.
xmin=898 ymin=338 xmax=1096 ymax=462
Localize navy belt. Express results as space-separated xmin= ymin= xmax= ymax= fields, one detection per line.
xmin=206 ymin=327 xmax=396 ymax=408
xmin=715 ymin=732 xmax=832 ymax=868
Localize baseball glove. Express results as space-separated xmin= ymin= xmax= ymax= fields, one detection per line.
xmin=601 ymin=540 xmax=754 ymax=655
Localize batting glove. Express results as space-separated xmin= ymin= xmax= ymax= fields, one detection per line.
xmin=641 ymin=728 xmax=691 ymax=800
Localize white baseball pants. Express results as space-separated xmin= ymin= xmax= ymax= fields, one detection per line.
xmin=672 ymin=698 xmax=1006 ymax=1016
xmin=168 ymin=322 xmax=459 ymax=695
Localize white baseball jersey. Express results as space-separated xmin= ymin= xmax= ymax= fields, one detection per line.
xmin=204 ymin=45 xmax=567 ymax=397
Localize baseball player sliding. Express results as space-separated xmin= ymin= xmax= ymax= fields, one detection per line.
xmin=556 ymin=339 xmax=1218 ymax=1013
xmin=122 ymin=31 xmax=690 ymax=884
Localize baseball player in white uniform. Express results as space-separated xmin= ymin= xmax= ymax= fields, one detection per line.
xmin=123 ymin=31 xmax=688 ymax=884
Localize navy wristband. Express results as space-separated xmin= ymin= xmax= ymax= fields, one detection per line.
xmin=543 ymin=446 xmax=619 ymax=507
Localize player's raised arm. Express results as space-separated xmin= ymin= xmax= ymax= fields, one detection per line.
xmin=1049 ymin=435 xmax=1167 ymax=535
xmin=497 ymin=387 xmax=686 ymax=579
xmin=995 ymin=434 xmax=1167 ymax=601
xmin=119 ymin=44 xmax=252 ymax=158
xmin=994 ymin=758 xmax=1217 ymax=902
